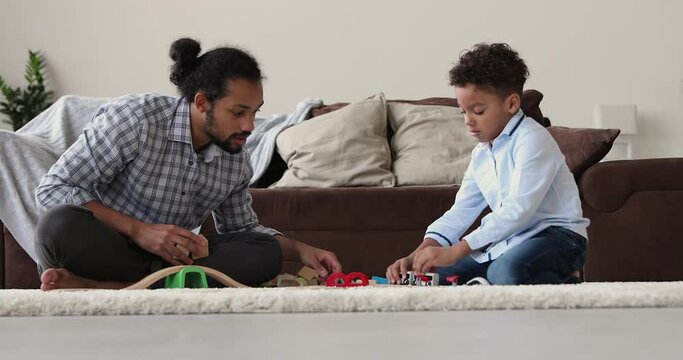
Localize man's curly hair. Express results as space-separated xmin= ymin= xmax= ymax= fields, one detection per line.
xmin=449 ymin=43 xmax=529 ymax=97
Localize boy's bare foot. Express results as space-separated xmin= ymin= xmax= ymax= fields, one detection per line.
xmin=40 ymin=268 xmax=130 ymax=291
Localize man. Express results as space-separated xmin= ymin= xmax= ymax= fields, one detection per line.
xmin=35 ymin=38 xmax=341 ymax=290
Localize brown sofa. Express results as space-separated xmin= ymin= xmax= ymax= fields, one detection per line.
xmin=2 ymin=92 xmax=682 ymax=288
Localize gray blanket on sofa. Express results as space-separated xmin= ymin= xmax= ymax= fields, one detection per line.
xmin=0 ymin=96 xmax=107 ymax=261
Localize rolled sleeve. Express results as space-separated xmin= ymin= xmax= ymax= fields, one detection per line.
xmin=65 ymin=187 xmax=97 ymax=207
xmin=213 ymin=158 xmax=281 ymax=236
xmin=35 ymin=101 xmax=142 ymax=212
xmin=424 ymin=165 xmax=487 ymax=247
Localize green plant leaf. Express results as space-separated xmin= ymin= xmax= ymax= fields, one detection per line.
xmin=1 ymin=49 xmax=53 ymax=130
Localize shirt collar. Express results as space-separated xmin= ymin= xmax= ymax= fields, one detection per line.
xmin=500 ymin=109 xmax=526 ymax=137
xmin=168 ymin=97 xmax=192 ymax=144
xmin=475 ymin=109 xmax=526 ymax=150
xmin=200 ymin=144 xmax=223 ymax=162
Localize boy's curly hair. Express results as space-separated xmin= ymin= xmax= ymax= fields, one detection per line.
xmin=449 ymin=43 xmax=529 ymax=97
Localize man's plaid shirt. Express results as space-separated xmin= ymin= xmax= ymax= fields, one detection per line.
xmin=36 ymin=94 xmax=278 ymax=236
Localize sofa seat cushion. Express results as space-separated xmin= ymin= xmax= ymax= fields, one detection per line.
xmin=247 ymin=186 xmax=462 ymax=276
xmin=249 ymin=187 xmax=458 ymax=230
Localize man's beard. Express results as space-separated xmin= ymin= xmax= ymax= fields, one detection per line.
xmin=205 ymin=107 xmax=250 ymax=154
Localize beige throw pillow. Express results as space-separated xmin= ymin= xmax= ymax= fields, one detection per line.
xmin=389 ymin=103 xmax=477 ymax=186
xmin=273 ymin=93 xmax=395 ymax=188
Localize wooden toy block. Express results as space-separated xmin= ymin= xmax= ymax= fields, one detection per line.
xmin=192 ymin=235 xmax=209 ymax=260
xmin=276 ymin=274 xmax=303 ymax=287
xmin=297 ymin=266 xmax=319 ymax=281
xmin=175 ymin=235 xmax=209 ymax=260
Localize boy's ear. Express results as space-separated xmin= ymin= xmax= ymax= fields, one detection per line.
xmin=506 ymin=93 xmax=521 ymax=115
xmin=194 ymin=92 xmax=209 ymax=114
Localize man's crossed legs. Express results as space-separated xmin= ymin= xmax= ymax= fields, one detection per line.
xmin=35 ymin=205 xmax=283 ymax=290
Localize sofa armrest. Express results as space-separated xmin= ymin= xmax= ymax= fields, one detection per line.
xmin=580 ymin=158 xmax=683 ymax=281
xmin=580 ymin=158 xmax=683 ymax=212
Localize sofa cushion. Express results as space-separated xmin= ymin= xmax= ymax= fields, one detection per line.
xmin=388 ymin=103 xmax=477 ymax=185
xmin=546 ymin=127 xmax=621 ymax=180
xmin=273 ymin=93 xmax=394 ymax=188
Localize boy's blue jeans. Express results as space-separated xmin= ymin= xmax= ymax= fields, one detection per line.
xmin=436 ymin=226 xmax=587 ymax=285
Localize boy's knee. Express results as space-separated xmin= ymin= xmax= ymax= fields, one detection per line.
xmin=487 ymin=260 xmax=527 ymax=285
xmin=487 ymin=272 xmax=522 ymax=285
xmin=487 ymin=259 xmax=569 ymax=285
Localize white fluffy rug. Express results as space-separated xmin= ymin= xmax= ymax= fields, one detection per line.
xmin=2 ymin=282 xmax=682 ymax=316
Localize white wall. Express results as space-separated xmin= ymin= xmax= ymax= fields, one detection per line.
xmin=1 ymin=0 xmax=682 ymax=158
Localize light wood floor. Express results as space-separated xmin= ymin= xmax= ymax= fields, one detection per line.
xmin=1 ymin=308 xmax=681 ymax=359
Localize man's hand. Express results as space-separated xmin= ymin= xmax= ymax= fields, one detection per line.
xmin=274 ymin=235 xmax=342 ymax=279
xmin=130 ymin=223 xmax=208 ymax=266
xmin=82 ymin=201 xmax=208 ymax=265
xmin=297 ymin=243 xmax=342 ymax=279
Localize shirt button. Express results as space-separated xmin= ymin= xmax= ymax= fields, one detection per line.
xmin=181 ymin=191 xmax=186 ymax=195
xmin=189 ymin=160 xmax=194 ymax=165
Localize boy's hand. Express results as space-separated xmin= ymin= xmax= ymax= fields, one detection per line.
xmin=412 ymin=241 xmax=473 ymax=274
xmin=412 ymin=247 xmax=458 ymax=275
xmin=387 ymin=238 xmax=442 ymax=284
xmin=386 ymin=256 xmax=413 ymax=284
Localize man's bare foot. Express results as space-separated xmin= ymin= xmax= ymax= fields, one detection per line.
xmin=40 ymin=268 xmax=131 ymax=291
xmin=566 ymin=270 xmax=582 ymax=284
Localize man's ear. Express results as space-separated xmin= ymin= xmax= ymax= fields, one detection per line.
xmin=194 ymin=92 xmax=209 ymax=114
xmin=506 ymin=93 xmax=521 ymax=115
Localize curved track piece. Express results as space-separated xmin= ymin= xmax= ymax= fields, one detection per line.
xmin=124 ymin=265 xmax=247 ymax=289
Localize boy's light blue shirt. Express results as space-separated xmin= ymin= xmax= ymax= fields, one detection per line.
xmin=425 ymin=110 xmax=589 ymax=263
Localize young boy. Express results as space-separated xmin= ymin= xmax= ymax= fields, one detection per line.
xmin=386 ymin=43 xmax=589 ymax=285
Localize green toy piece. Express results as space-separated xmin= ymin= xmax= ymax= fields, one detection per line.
xmin=164 ymin=266 xmax=209 ymax=289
